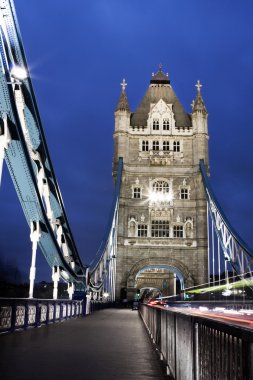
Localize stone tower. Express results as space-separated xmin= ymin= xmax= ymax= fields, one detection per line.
xmin=113 ymin=67 xmax=209 ymax=301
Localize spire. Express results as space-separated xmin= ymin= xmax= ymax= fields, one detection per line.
xmin=115 ymin=78 xmax=130 ymax=112
xmin=150 ymin=64 xmax=170 ymax=84
xmin=192 ymin=80 xmax=207 ymax=114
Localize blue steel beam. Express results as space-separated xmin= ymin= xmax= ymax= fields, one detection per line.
xmin=200 ymin=159 xmax=253 ymax=277
xmin=89 ymin=158 xmax=123 ymax=300
xmin=0 ymin=0 xmax=86 ymax=289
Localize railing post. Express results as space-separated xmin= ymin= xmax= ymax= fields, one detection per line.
xmin=35 ymin=300 xmax=40 ymax=327
xmin=53 ymin=302 xmax=56 ymax=323
xmin=70 ymin=302 xmax=73 ymax=318
xmin=247 ymin=343 xmax=253 ymax=380
xmin=82 ymin=293 xmax=87 ymax=317
xmin=24 ymin=302 xmax=29 ymax=330
xmin=45 ymin=301 xmax=49 ymax=325
xmin=194 ymin=322 xmax=199 ymax=380
xmin=59 ymin=301 xmax=63 ymax=321
xmin=10 ymin=303 xmax=16 ymax=333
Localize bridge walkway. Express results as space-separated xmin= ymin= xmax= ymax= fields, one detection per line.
xmin=0 ymin=308 xmax=165 ymax=380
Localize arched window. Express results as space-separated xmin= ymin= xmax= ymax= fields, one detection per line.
xmin=153 ymin=119 xmax=159 ymax=130
xmin=153 ymin=180 xmax=169 ymax=194
xmin=163 ymin=119 xmax=170 ymax=130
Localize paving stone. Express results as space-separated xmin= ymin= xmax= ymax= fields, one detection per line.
xmin=0 ymin=309 xmax=165 ymax=380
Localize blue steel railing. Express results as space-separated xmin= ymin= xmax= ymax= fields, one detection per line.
xmin=0 ymin=298 xmax=84 ymax=333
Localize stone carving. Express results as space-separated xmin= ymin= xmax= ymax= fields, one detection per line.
xmin=128 ymin=217 xmax=137 ymax=237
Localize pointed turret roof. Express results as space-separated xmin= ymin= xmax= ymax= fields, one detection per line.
xmin=192 ymin=80 xmax=207 ymax=114
xmin=115 ymin=78 xmax=130 ymax=112
xmin=130 ymin=66 xmax=191 ymax=127
xmin=150 ymin=64 xmax=170 ymax=85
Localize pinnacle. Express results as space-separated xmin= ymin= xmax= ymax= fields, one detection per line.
xmin=192 ymin=80 xmax=207 ymax=114
xmin=115 ymin=90 xmax=130 ymax=112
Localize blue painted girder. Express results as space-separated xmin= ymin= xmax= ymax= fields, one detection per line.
xmin=0 ymin=0 xmax=86 ymax=289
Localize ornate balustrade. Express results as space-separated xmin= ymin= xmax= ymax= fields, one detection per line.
xmin=0 ymin=298 xmax=84 ymax=333
xmin=139 ymin=304 xmax=253 ymax=380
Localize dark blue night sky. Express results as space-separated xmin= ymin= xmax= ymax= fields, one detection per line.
xmin=1 ymin=0 xmax=253 ymax=282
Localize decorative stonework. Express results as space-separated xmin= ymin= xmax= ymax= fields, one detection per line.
xmin=178 ymin=178 xmax=191 ymax=199
xmin=148 ymin=99 xmax=176 ymax=135
xmin=127 ymin=256 xmax=195 ymax=288
xmin=113 ymin=70 xmax=209 ymax=300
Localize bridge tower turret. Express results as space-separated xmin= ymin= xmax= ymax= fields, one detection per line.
xmin=113 ymin=67 xmax=209 ymax=301
xmin=192 ymin=80 xmax=209 ymax=167
xmin=114 ymin=79 xmax=131 ymax=163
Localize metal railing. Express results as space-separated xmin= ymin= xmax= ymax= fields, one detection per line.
xmin=139 ymin=304 xmax=253 ymax=380
xmin=0 ymin=298 xmax=83 ymax=333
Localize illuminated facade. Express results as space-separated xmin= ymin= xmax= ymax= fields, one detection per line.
xmin=113 ymin=67 xmax=209 ymax=300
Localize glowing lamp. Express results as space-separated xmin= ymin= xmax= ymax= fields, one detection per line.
xmin=149 ymin=192 xmax=158 ymax=202
xmin=149 ymin=191 xmax=173 ymax=203
xmin=165 ymin=193 xmax=173 ymax=202
xmin=10 ymin=65 xmax=27 ymax=81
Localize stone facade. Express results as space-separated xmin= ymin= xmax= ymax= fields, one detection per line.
xmin=113 ymin=69 xmax=209 ymax=301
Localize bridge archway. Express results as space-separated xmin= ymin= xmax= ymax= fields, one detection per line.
xmin=127 ymin=257 xmax=194 ymax=296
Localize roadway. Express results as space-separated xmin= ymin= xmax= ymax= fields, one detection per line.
xmin=0 ymin=308 xmax=166 ymax=380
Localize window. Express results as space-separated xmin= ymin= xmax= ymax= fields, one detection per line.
xmin=163 ymin=119 xmax=170 ymax=130
xmin=163 ymin=141 xmax=170 ymax=151
xmin=173 ymin=141 xmax=180 ymax=152
xmin=153 ymin=141 xmax=159 ymax=151
xmin=138 ymin=224 xmax=148 ymax=237
xmin=153 ymin=119 xmax=159 ymax=130
xmin=151 ymin=220 xmax=170 ymax=237
xmin=142 ymin=140 xmax=149 ymax=152
xmin=153 ymin=180 xmax=169 ymax=194
xmin=133 ymin=187 xmax=141 ymax=199
xmin=173 ymin=225 xmax=183 ymax=238
xmin=180 ymin=188 xmax=188 ymax=200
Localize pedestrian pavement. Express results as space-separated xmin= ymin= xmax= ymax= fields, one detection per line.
xmin=0 ymin=308 xmax=165 ymax=380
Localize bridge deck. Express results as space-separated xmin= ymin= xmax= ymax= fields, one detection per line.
xmin=0 ymin=309 xmax=165 ymax=380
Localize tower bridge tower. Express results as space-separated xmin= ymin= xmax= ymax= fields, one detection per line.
xmin=113 ymin=67 xmax=209 ymax=301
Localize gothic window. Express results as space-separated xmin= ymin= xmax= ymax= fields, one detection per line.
xmin=163 ymin=141 xmax=170 ymax=151
xmin=180 ymin=188 xmax=189 ymax=199
xmin=153 ymin=180 xmax=169 ymax=194
xmin=153 ymin=119 xmax=159 ymax=130
xmin=138 ymin=224 xmax=148 ymax=237
xmin=133 ymin=187 xmax=141 ymax=199
xmin=173 ymin=141 xmax=180 ymax=152
xmin=163 ymin=119 xmax=170 ymax=130
xmin=173 ymin=225 xmax=183 ymax=238
xmin=142 ymin=140 xmax=149 ymax=151
xmin=151 ymin=220 xmax=170 ymax=237
xmin=153 ymin=141 xmax=159 ymax=151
